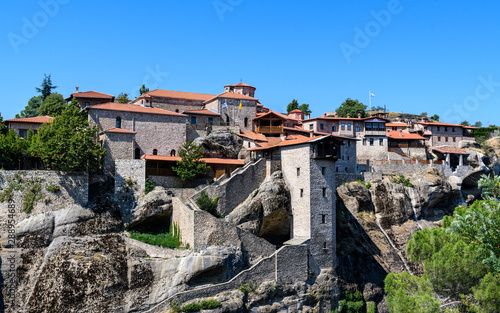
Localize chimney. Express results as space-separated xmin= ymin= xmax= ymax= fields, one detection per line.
xmin=358 ymin=113 xmax=361 ymax=118
xmin=310 ymin=130 xmax=314 ymax=138
xmin=75 ymin=86 xmax=79 ymax=93
xmin=307 ymin=113 xmax=311 ymax=119
xmin=347 ymin=113 xmax=350 ymax=118
xmin=399 ymin=130 xmax=403 ymax=137
xmin=334 ymin=112 xmax=338 ymax=117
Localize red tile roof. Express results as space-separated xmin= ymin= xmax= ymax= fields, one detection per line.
xmin=141 ymin=155 xmax=244 ymax=165
xmin=253 ymin=110 xmax=288 ymax=120
xmin=70 ymin=91 xmax=114 ymax=99
xmin=233 ymin=82 xmax=255 ymax=88
xmin=282 ymin=126 xmax=359 ymax=141
xmin=248 ymin=135 xmax=343 ymax=151
xmin=239 ymin=131 xmax=268 ymax=142
xmin=140 ymin=89 xmax=215 ymax=101
xmin=182 ymin=109 xmax=221 ymax=116
xmin=86 ymin=103 xmax=186 ymax=117
xmin=386 ymin=130 xmax=426 ymax=140
xmin=289 ymin=109 xmax=303 ymax=114
xmin=5 ymin=116 xmax=53 ymax=124
xmin=414 ymin=121 xmax=466 ymax=128
xmin=205 ymin=92 xmax=258 ymax=103
xmin=304 ymin=115 xmax=390 ymax=122
xmin=386 ymin=122 xmax=409 ymax=127
xmin=103 ymin=128 xmax=136 ymax=134
xmin=432 ymin=147 xmax=469 ymax=155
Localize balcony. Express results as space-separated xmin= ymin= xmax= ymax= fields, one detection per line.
xmin=257 ymin=126 xmax=283 ymax=134
xmin=365 ymin=130 xmax=386 ymax=136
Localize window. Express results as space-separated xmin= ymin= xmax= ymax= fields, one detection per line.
xmin=347 ymin=156 xmax=350 ymax=160
xmin=379 ymin=138 xmax=383 ymax=146
xmin=208 ymin=118 xmax=213 ymax=124
xmin=134 ymin=148 xmax=140 ymax=159
xmin=320 ymin=124 xmax=324 ymax=130
xmin=341 ymin=123 xmax=345 ymax=130
xmin=437 ymin=126 xmax=441 ymax=131
xmin=445 ymin=137 xmax=448 ymax=142
xmin=33 ymin=130 xmax=37 ymax=135
xmin=191 ymin=117 xmax=197 ymax=124
xmin=348 ymin=140 xmax=351 ymax=147
xmin=300 ymin=189 xmax=304 ymax=197
xmin=321 ymin=214 xmax=326 ymax=224
xmin=171 ymin=149 xmax=176 ymax=156
xmin=333 ymin=125 xmax=336 ymax=132
xmin=248 ymin=142 xmax=251 ymax=148
xmin=309 ymin=124 xmax=314 ymax=130
xmin=244 ymin=117 xmax=248 ymax=128
xmin=323 ymin=242 xmax=327 ymax=249
xmin=363 ymin=138 xmax=367 ymax=146
xmin=453 ymin=137 xmax=456 ymax=142
xmin=19 ymin=130 xmax=28 ymax=138
xmin=342 ymin=155 xmax=344 ymax=160
xmin=226 ymin=114 xmax=230 ymax=125
xmin=297 ymin=168 xmax=300 ymax=176
xmin=85 ymin=102 xmax=90 ymax=107
xmin=345 ymin=167 xmax=348 ymax=172
xmin=322 ymin=188 xmax=326 ymax=197
xmin=347 ymin=124 xmax=352 ymax=131
xmin=438 ymin=136 xmax=441 ymax=141
xmin=336 ymin=167 xmax=339 ymax=172
xmin=452 ymin=127 xmax=455 ymax=132
xmin=370 ymin=138 xmax=374 ymax=146
xmin=153 ymin=149 xmax=158 ymax=155
xmin=356 ymin=124 xmax=360 ymax=132
xmin=445 ymin=127 xmax=448 ymax=132
xmin=175 ymin=109 xmax=179 ymax=113
xmin=116 ymin=117 xmax=122 ymax=128
xmin=321 ymin=167 xmax=326 ymax=175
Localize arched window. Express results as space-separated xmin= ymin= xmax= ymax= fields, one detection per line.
xmin=171 ymin=149 xmax=176 ymax=156
xmin=153 ymin=149 xmax=158 ymax=155
xmin=116 ymin=117 xmax=122 ymax=128
xmin=175 ymin=109 xmax=179 ymax=113
xmin=226 ymin=114 xmax=230 ymax=125
xmin=244 ymin=117 xmax=248 ymax=128
xmin=134 ymin=148 xmax=140 ymax=159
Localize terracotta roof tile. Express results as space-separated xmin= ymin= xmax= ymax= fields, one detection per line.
xmin=86 ymin=103 xmax=186 ymax=117
xmin=289 ymin=109 xmax=303 ymax=114
xmin=386 ymin=122 xmax=409 ymax=127
xmin=432 ymin=147 xmax=469 ymax=155
xmin=69 ymin=91 xmax=114 ymax=99
xmin=5 ymin=116 xmax=53 ymax=124
xmin=415 ymin=121 xmax=466 ymax=128
xmin=103 ymin=128 xmax=136 ymax=134
xmin=239 ymin=131 xmax=268 ymax=142
xmin=141 ymin=155 xmax=244 ymax=165
xmin=141 ymin=89 xmax=215 ymax=101
xmin=386 ymin=130 xmax=426 ymax=140
xmin=182 ymin=109 xmax=221 ymax=116
xmin=205 ymin=92 xmax=258 ymax=103
xmin=233 ymin=82 xmax=255 ymax=88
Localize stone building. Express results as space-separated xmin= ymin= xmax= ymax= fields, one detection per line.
xmin=183 ymin=109 xmax=225 ymax=142
xmin=86 ymin=102 xmax=187 ymax=174
xmin=65 ymin=87 xmax=115 ymax=109
xmin=4 ymin=116 xmax=53 ymax=137
xmin=413 ymin=121 xmax=476 ymax=149
xmin=131 ymin=89 xmax=215 ymax=113
xmin=204 ymin=92 xmax=258 ymax=132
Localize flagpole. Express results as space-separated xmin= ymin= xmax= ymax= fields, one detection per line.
xmin=369 ymin=90 xmax=371 ymax=111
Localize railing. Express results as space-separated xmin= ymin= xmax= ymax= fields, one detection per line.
xmin=257 ymin=126 xmax=283 ymax=133
xmin=364 ymin=130 xmax=386 ymax=135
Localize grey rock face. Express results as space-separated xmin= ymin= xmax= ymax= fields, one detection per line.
xmin=225 ymin=171 xmax=291 ymax=243
xmin=193 ymin=129 xmax=243 ymax=158
xmin=130 ymin=186 xmax=173 ymax=228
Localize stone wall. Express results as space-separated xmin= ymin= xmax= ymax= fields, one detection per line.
xmin=6 ymin=122 xmax=44 ymax=137
xmin=371 ymin=163 xmax=446 ymax=175
xmin=187 ymin=125 xmax=240 ymax=143
xmin=150 ymin=97 xmax=207 ymax=113
xmin=190 ymin=158 xmax=266 ymax=216
xmin=0 ymin=170 xmax=88 ymax=226
xmin=115 ymin=159 xmax=146 ymax=196
xmin=101 ymin=132 xmax=135 ymax=175
xmin=337 ymin=139 xmax=358 ymax=173
xmin=148 ymin=175 xmax=209 ymax=189
xmin=205 ymin=98 xmax=256 ymax=132
xmin=357 ymin=137 xmax=388 ymax=162
xmin=172 ymin=197 xmax=195 ymax=248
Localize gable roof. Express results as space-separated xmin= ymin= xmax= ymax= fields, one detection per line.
xmin=103 ymin=128 xmax=136 ymax=134
xmin=303 ymin=115 xmax=390 ymax=122
xmin=205 ymin=92 xmax=259 ymax=103
xmin=253 ymin=111 xmax=288 ymax=120
xmin=239 ymin=131 xmax=268 ymax=142
xmin=386 ymin=130 xmax=426 ymax=140
xmin=71 ymin=91 xmax=114 ymax=99
xmin=414 ymin=121 xmax=466 ymax=128
xmin=5 ymin=116 xmax=53 ymax=124
xmin=86 ymin=103 xmax=187 ymax=117
xmin=386 ymin=122 xmax=409 ymax=127
xmin=139 ymin=89 xmax=216 ymax=101
xmin=432 ymin=147 xmax=469 ymax=155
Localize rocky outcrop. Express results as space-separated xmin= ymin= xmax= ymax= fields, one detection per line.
xmin=128 ymin=186 xmax=173 ymax=232
xmin=225 ymin=171 xmax=291 ymax=244
xmin=193 ymin=129 xmax=243 ymax=158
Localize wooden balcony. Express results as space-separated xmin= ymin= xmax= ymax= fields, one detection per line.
xmin=257 ymin=126 xmax=283 ymax=133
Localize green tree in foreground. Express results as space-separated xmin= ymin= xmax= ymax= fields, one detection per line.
xmin=37 ymin=92 xmax=67 ymax=117
xmin=172 ymin=141 xmax=209 ymax=181
xmin=17 ymin=95 xmax=43 ymax=118
xmin=336 ymin=98 xmax=367 ymax=118
xmin=139 ymin=84 xmax=149 ymax=95
xmin=0 ymin=113 xmax=7 ymax=135
xmin=115 ymin=92 xmax=130 ymax=103
xmin=36 ymin=73 xmax=57 ymax=101
xmin=30 ymin=101 xmax=104 ymax=171
xmin=0 ymin=129 xmax=32 ymax=165
xmin=286 ymin=99 xmax=299 ymax=113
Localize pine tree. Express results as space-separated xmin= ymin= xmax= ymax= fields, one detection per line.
xmin=172 ymin=142 xmax=209 ymax=181
xmin=139 ymin=84 xmax=149 ymax=95
xmin=35 ymin=74 xmax=57 ymax=101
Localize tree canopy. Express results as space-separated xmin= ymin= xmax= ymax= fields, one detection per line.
xmin=36 ymin=74 xmax=57 ymax=101
xmin=298 ymin=103 xmax=312 ymax=115
xmin=37 ymin=93 xmax=67 ymax=117
xmin=336 ymin=98 xmax=367 ymax=118
xmin=172 ymin=141 xmax=209 ymax=181
xmin=286 ymin=99 xmax=313 ymax=115
xmin=116 ymin=93 xmax=130 ymax=103
xmin=431 ymin=114 xmax=439 ymax=121
xmin=17 ymin=95 xmax=43 ymax=118
xmin=139 ymin=84 xmax=149 ymax=95
xmin=0 ymin=113 xmax=7 ymax=135
xmin=371 ymin=105 xmax=385 ymax=111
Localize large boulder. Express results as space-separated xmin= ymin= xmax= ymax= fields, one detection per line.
xmin=225 ymin=171 xmax=291 ymax=244
xmin=130 ymin=186 xmax=172 ymax=231
xmin=193 ymin=129 xmax=243 ymax=158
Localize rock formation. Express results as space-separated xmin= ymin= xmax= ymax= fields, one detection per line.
xmin=193 ymin=129 xmax=243 ymax=158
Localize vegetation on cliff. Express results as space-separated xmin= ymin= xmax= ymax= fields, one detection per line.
xmin=385 ymin=174 xmax=500 ymax=312
xmin=173 ymin=141 xmax=209 ymax=181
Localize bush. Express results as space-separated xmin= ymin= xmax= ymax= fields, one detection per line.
xmin=336 ymin=289 xmax=366 ymax=313
xmin=200 ymin=299 xmax=221 ymax=309
xmin=145 ymin=177 xmax=155 ymax=194
xmin=196 ymin=191 xmax=221 ymax=217
xmin=181 ymin=302 xmax=201 ymax=312
xmin=45 ymin=184 xmax=60 ymax=193
xmin=23 ymin=181 xmax=42 ymax=213
xmin=392 ymin=174 xmax=413 ymax=187
xmin=128 ymin=222 xmax=181 ymax=248
xmin=356 ymin=180 xmax=371 ymax=189
xmin=239 ymin=281 xmax=255 ymax=294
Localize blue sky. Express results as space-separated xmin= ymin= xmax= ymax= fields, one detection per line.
xmin=2 ymin=0 xmax=500 ymax=126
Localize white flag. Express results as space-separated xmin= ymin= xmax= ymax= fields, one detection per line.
xmin=370 ymin=92 xmax=375 ymax=97
xmin=222 ymin=100 xmax=227 ymax=109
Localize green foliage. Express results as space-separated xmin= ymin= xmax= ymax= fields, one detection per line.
xmin=367 ymin=302 xmax=376 ymax=313
xmin=477 ymin=174 xmax=500 ymax=200
xmin=460 ymin=120 xmax=470 ymax=126
xmin=336 ymin=98 xmax=367 ymax=118
xmin=385 ymin=272 xmax=440 ymax=313
xmin=299 ymin=103 xmax=312 ymax=115
xmin=128 ymin=223 xmax=181 ymax=248
xmin=356 ymin=180 xmax=371 ymax=189
xmin=139 ymin=84 xmax=149 ymax=95
xmin=181 ymin=302 xmax=201 ymax=312
xmin=0 ymin=113 xmax=6 ymax=135
xmin=392 ymin=174 xmax=413 ymax=187
xmin=169 ymin=299 xmax=181 ymax=313
xmin=37 ymin=92 xmax=67 ymax=117
xmin=17 ymin=95 xmax=43 ymax=118
xmin=172 ymin=141 xmax=209 ymax=181
xmin=0 ymin=129 xmax=32 ymax=164
xmin=115 ymin=92 xmax=130 ymax=103
xmin=45 ymin=184 xmax=60 ymax=193
xmin=432 ymin=114 xmax=439 ymax=121
xmin=30 ymin=102 xmax=105 ymax=172
xmin=200 ymin=299 xmax=221 ymax=309
xmin=196 ymin=191 xmax=220 ymax=216
xmin=145 ymin=177 xmax=155 ymax=194
xmin=337 ymin=289 xmax=366 ymax=313
xmin=23 ymin=180 xmax=42 ymax=213
xmin=0 ymin=172 xmax=25 ymax=202
xmin=473 ymin=273 xmax=500 ymax=312
xmin=35 ymin=73 xmax=57 ymax=101
xmin=286 ymin=99 xmax=299 ymax=113
xmin=474 ymin=121 xmax=483 ymax=127
xmin=371 ymin=105 xmax=385 ymax=111
xmin=239 ymin=281 xmax=255 ymax=294
xmin=420 ymin=112 xmax=428 ymax=117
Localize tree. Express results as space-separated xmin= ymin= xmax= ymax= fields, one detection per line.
xmin=385 ymin=272 xmax=440 ymax=313
xmin=0 ymin=129 xmax=31 ymax=165
xmin=460 ymin=121 xmax=470 ymax=126
xmin=371 ymin=105 xmax=385 ymax=111
xmin=16 ymin=95 xmax=43 ymax=118
xmin=116 ymin=92 xmax=130 ymax=103
xmin=172 ymin=141 xmax=209 ymax=181
xmin=432 ymin=114 xmax=439 ymax=121
xmin=139 ymin=84 xmax=149 ymax=95
xmin=286 ymin=99 xmax=299 ymax=113
xmin=420 ymin=112 xmax=428 ymax=117
xmin=336 ymin=98 xmax=367 ymax=118
xmin=0 ymin=113 xmax=7 ymax=135
xmin=29 ymin=101 xmax=105 ymax=172
xmin=37 ymin=93 xmax=67 ymax=117
xmin=474 ymin=121 xmax=483 ymax=127
xmin=298 ymin=103 xmax=312 ymax=115
xmin=35 ymin=74 xmax=57 ymax=101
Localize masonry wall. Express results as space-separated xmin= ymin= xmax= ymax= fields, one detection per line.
xmin=101 ymin=132 xmax=135 ymax=175
xmin=371 ymin=163 xmax=446 ymax=175
xmin=7 ymin=122 xmax=44 ymax=137
xmin=115 ymin=159 xmax=146 ymax=196
xmin=172 ymin=197 xmax=195 ymax=248
xmin=357 ymin=137 xmax=388 ymax=162
xmin=205 ymin=99 xmax=256 ymax=132
xmin=150 ymin=98 xmax=206 ymax=113
xmin=88 ymin=109 xmax=187 ymax=158
xmin=337 ymin=140 xmax=358 ymax=173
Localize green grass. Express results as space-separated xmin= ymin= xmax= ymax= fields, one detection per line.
xmin=45 ymin=184 xmax=61 ymax=193
xmin=200 ymin=299 xmax=221 ymax=309
xmin=181 ymin=302 xmax=201 ymax=312
xmin=128 ymin=222 xmax=181 ymax=248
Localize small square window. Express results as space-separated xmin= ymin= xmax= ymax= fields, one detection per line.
xmin=347 ymin=156 xmax=350 ymax=161
xmin=438 ymin=136 xmax=441 ymax=141
xmin=347 ymin=124 xmax=352 ymax=131
xmin=348 ymin=141 xmax=351 ymax=147
xmin=320 ymin=124 xmax=324 ymax=130
xmin=322 ymin=188 xmax=326 ymax=197
xmin=345 ymin=167 xmax=348 ymax=172
xmin=191 ymin=117 xmax=197 ymax=124
xmin=341 ymin=123 xmax=345 ymax=130
xmin=363 ymin=138 xmax=367 ymax=146
xmin=19 ymin=130 xmax=28 ymax=138
xmin=323 ymin=242 xmax=327 ymax=249
xmin=445 ymin=137 xmax=448 ymax=142
xmin=321 ymin=214 xmax=326 ymax=224
xmin=208 ymin=118 xmax=213 ymax=124
xmin=297 ymin=167 xmax=300 ymax=176
xmin=309 ymin=124 xmax=313 ymax=130
xmin=300 ymin=189 xmax=304 ymax=197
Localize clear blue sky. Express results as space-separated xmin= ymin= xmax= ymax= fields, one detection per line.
xmin=2 ymin=1 xmax=500 ymax=126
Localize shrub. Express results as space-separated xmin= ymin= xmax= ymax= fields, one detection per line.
xmin=128 ymin=222 xmax=181 ymax=248
xmin=392 ymin=174 xmax=413 ymax=187
xmin=336 ymin=288 xmax=367 ymax=313
xmin=196 ymin=191 xmax=220 ymax=217
xmin=45 ymin=184 xmax=60 ymax=193
xmin=239 ymin=281 xmax=255 ymax=294
xmin=23 ymin=181 xmax=42 ymax=213
xmin=145 ymin=177 xmax=155 ymax=194
xmin=356 ymin=180 xmax=371 ymax=189
xmin=181 ymin=302 xmax=201 ymax=312
xmin=200 ymin=299 xmax=221 ymax=309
